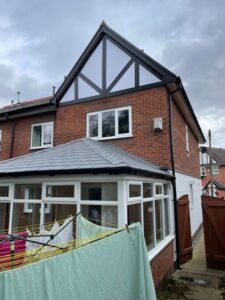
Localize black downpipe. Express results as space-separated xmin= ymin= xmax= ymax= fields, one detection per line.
xmin=10 ymin=120 xmax=16 ymax=158
xmin=167 ymin=88 xmax=181 ymax=269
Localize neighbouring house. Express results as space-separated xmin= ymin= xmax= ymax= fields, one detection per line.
xmin=0 ymin=23 xmax=205 ymax=287
xmin=200 ymin=147 xmax=225 ymax=198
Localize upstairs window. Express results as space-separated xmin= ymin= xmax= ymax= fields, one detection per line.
xmin=31 ymin=122 xmax=53 ymax=149
xmin=212 ymin=165 xmax=219 ymax=175
xmin=200 ymin=167 xmax=206 ymax=177
xmin=87 ymin=107 xmax=132 ymax=140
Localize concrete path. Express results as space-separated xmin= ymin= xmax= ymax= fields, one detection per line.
xmin=173 ymin=229 xmax=225 ymax=299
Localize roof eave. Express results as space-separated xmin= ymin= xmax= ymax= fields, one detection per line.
xmin=0 ymin=166 xmax=173 ymax=179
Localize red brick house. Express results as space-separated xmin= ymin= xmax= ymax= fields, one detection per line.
xmin=200 ymin=147 xmax=225 ymax=198
xmin=0 ymin=23 xmax=205 ymax=287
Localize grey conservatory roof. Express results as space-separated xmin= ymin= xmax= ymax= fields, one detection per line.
xmin=0 ymin=138 xmax=172 ymax=179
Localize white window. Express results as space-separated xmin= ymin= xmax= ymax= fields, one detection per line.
xmin=87 ymin=106 xmax=132 ymax=140
xmin=189 ymin=183 xmax=194 ymax=208
xmin=127 ymin=181 xmax=171 ymax=252
xmin=200 ymin=167 xmax=206 ymax=177
xmin=185 ymin=124 xmax=189 ymax=153
xmin=212 ymin=165 xmax=219 ymax=175
xmin=31 ymin=122 xmax=53 ymax=149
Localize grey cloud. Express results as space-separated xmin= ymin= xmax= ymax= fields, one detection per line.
xmin=0 ymin=0 xmax=224 ymax=146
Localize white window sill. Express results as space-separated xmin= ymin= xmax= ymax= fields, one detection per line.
xmin=88 ymin=134 xmax=133 ymax=141
xmin=148 ymin=234 xmax=175 ymax=262
xmin=29 ymin=145 xmax=53 ymax=150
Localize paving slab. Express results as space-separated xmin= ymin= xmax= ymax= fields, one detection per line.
xmin=157 ymin=229 xmax=225 ymax=299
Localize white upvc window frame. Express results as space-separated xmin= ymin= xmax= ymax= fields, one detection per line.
xmin=212 ymin=165 xmax=219 ymax=175
xmin=86 ymin=106 xmax=132 ymax=141
xmin=126 ymin=180 xmax=172 ymax=254
xmin=0 ymin=184 xmax=11 ymax=201
xmin=43 ymin=182 xmax=76 ymax=202
xmin=200 ymin=167 xmax=206 ymax=177
xmin=30 ymin=122 xmax=54 ymax=149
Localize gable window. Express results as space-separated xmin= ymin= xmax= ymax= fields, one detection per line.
xmin=212 ymin=165 xmax=219 ymax=175
xmin=200 ymin=167 xmax=206 ymax=177
xmin=87 ymin=107 xmax=132 ymax=140
xmin=31 ymin=122 xmax=53 ymax=149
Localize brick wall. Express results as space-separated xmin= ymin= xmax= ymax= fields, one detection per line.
xmin=202 ymin=166 xmax=225 ymax=187
xmin=55 ymin=87 xmax=171 ymax=168
xmin=172 ymin=102 xmax=200 ymax=178
xmin=0 ymin=87 xmax=201 ymax=178
xmin=150 ymin=240 xmax=175 ymax=287
xmin=0 ymin=112 xmax=55 ymax=160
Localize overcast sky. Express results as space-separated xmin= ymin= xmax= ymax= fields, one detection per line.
xmin=0 ymin=0 xmax=224 ymax=147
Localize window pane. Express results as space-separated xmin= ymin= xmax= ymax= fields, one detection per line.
xmin=129 ymin=184 xmax=141 ymax=198
xmin=78 ymin=77 xmax=99 ymax=99
xmin=106 ymin=39 xmax=130 ymax=87
xmin=155 ymin=185 xmax=163 ymax=195
xmin=111 ymin=63 xmax=135 ymax=92
xmin=0 ymin=203 xmax=10 ymax=232
xmin=144 ymin=202 xmax=154 ymax=250
xmin=44 ymin=204 xmax=76 ymax=231
xmin=61 ymin=83 xmax=75 ymax=103
xmin=118 ymin=109 xmax=129 ymax=134
xmin=81 ymin=205 xmax=117 ymax=227
xmin=127 ymin=203 xmax=141 ymax=224
xmin=164 ymin=198 xmax=170 ymax=236
xmin=32 ymin=125 xmax=42 ymax=147
xmin=89 ymin=114 xmax=99 ymax=137
xmin=0 ymin=186 xmax=9 ymax=197
xmin=139 ymin=65 xmax=159 ymax=86
xmin=46 ymin=185 xmax=74 ymax=198
xmin=81 ymin=41 xmax=102 ymax=88
xmin=12 ymin=203 xmax=41 ymax=233
xmin=155 ymin=200 xmax=163 ymax=243
xmin=163 ymin=184 xmax=169 ymax=195
xmin=102 ymin=111 xmax=115 ymax=137
xmin=143 ymin=183 xmax=153 ymax=198
xmin=43 ymin=124 xmax=52 ymax=146
xmin=81 ymin=182 xmax=117 ymax=201
xmin=14 ymin=184 xmax=42 ymax=200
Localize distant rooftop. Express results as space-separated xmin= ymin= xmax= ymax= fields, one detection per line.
xmin=0 ymin=96 xmax=53 ymax=115
xmin=207 ymin=147 xmax=225 ymax=165
xmin=0 ymin=138 xmax=172 ymax=178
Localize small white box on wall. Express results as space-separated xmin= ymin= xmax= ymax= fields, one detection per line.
xmin=153 ymin=117 xmax=163 ymax=131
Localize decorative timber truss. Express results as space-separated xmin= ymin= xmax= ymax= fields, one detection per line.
xmin=53 ymin=23 xmax=177 ymax=106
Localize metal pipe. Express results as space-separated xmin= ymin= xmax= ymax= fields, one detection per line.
xmin=167 ymin=87 xmax=181 ymax=269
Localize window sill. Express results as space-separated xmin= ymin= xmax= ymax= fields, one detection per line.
xmin=88 ymin=134 xmax=133 ymax=141
xmin=148 ymin=235 xmax=175 ymax=262
xmin=29 ymin=146 xmax=53 ymax=150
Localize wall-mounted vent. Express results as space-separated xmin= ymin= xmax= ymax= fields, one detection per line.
xmin=153 ymin=117 xmax=163 ymax=132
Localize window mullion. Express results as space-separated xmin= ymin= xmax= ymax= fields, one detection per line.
xmin=115 ymin=109 xmax=118 ymax=136
xmin=41 ymin=124 xmax=44 ymax=147
xmin=99 ymin=112 xmax=102 ymax=138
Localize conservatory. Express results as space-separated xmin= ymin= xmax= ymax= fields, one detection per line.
xmin=0 ymin=138 xmax=173 ymax=257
